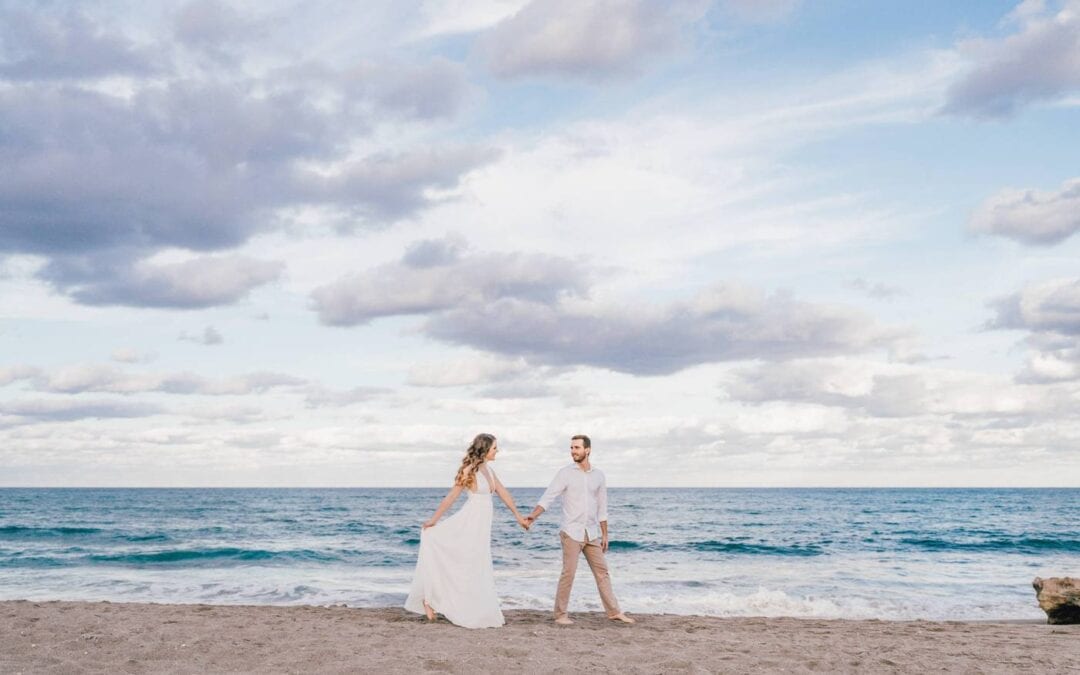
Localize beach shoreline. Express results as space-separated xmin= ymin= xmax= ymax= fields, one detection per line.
xmin=3 ymin=600 xmax=1077 ymax=674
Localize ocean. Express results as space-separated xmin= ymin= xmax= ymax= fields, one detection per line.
xmin=1 ymin=488 xmax=1077 ymax=620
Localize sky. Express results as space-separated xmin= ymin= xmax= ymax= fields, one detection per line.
xmin=2 ymin=0 xmax=1079 ymax=487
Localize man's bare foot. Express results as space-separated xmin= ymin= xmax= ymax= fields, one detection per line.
xmin=609 ymin=613 xmax=636 ymax=624
xmin=423 ymin=601 xmax=435 ymax=622
xmin=554 ymin=616 xmax=574 ymax=625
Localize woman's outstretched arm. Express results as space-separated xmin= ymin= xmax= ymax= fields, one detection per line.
xmin=422 ymin=484 xmax=464 ymax=529
xmin=490 ymin=471 xmax=530 ymax=530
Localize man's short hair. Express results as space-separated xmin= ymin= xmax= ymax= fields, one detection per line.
xmin=571 ymin=434 xmax=591 ymax=449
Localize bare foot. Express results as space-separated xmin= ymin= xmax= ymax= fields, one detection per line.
xmin=423 ymin=601 xmax=435 ymax=622
xmin=609 ymin=613 xmax=636 ymax=624
xmin=554 ymin=616 xmax=574 ymax=625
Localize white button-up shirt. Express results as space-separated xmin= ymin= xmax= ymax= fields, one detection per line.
xmin=537 ymin=464 xmax=608 ymax=542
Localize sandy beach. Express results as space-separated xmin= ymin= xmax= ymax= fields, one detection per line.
xmin=2 ymin=601 xmax=1077 ymax=674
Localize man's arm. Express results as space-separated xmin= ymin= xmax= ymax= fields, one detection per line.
xmin=525 ymin=470 xmax=564 ymax=524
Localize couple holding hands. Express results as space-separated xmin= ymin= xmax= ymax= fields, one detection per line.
xmin=404 ymin=434 xmax=635 ymax=629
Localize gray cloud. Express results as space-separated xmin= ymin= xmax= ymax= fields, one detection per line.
xmin=969 ymin=177 xmax=1080 ymax=245
xmin=35 ymin=365 xmax=304 ymax=396
xmin=846 ymin=277 xmax=903 ymax=300
xmin=0 ymin=8 xmax=157 ymax=81
xmin=0 ymin=84 xmax=312 ymax=257
xmin=480 ymin=0 xmax=707 ymax=80
xmin=402 ymin=235 xmax=467 ymax=268
xmin=341 ymin=58 xmax=474 ymax=120
xmin=173 ymin=0 xmax=258 ymax=60
xmin=989 ymin=277 xmax=1080 ymax=334
xmin=40 ymin=255 xmax=284 ymax=309
xmin=989 ymin=277 xmax=1080 ymax=382
xmin=0 ymin=5 xmax=489 ymax=309
xmin=179 ymin=326 xmax=224 ymax=346
xmin=426 ymin=286 xmax=902 ymax=375
xmin=302 ymin=385 xmax=388 ymax=408
xmin=311 ymin=240 xmax=588 ymax=326
xmin=296 ymin=146 xmax=499 ymax=224
xmin=943 ymin=0 xmax=1080 ymax=117
xmin=0 ymin=398 xmax=162 ymax=423
xmin=315 ymin=241 xmax=903 ymax=374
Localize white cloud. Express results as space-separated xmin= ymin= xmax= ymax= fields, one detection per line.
xmin=479 ymin=0 xmax=708 ymax=80
xmin=0 ymin=365 xmax=40 ymax=387
xmin=302 ymin=385 xmax=388 ymax=408
xmin=720 ymin=0 xmax=801 ymax=23
xmin=111 ymin=348 xmax=155 ymax=363
xmin=725 ymin=357 xmax=1059 ymax=419
xmin=408 ymin=354 xmax=531 ymax=387
xmin=413 ymin=0 xmax=530 ymax=38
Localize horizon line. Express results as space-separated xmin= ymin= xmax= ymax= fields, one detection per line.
xmin=1 ymin=485 xmax=1078 ymax=490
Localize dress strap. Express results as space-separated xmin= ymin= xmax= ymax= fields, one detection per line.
xmin=477 ymin=465 xmax=493 ymax=492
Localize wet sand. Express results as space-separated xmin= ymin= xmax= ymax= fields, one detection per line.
xmin=2 ymin=600 xmax=1077 ymax=674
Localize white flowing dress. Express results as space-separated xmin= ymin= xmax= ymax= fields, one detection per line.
xmin=404 ymin=466 xmax=505 ymax=628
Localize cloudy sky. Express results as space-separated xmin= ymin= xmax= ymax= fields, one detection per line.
xmin=2 ymin=0 xmax=1079 ymax=487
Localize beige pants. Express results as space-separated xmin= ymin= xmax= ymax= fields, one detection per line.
xmin=555 ymin=530 xmax=621 ymax=619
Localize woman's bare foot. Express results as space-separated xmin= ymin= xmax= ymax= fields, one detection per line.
xmin=554 ymin=616 xmax=574 ymax=625
xmin=609 ymin=613 xmax=636 ymax=624
xmin=423 ymin=601 xmax=435 ymax=622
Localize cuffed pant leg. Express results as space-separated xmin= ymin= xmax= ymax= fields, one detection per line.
xmin=582 ymin=537 xmax=621 ymax=617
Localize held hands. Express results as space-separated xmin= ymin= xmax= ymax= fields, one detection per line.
xmin=516 ymin=515 xmax=531 ymax=531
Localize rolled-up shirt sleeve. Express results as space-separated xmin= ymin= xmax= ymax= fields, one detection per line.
xmin=597 ymin=471 xmax=608 ymax=522
xmin=537 ymin=470 xmax=565 ymax=512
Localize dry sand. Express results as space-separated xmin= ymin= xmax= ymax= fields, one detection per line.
xmin=2 ymin=600 xmax=1077 ymax=674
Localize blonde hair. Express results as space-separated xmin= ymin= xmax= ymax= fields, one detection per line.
xmin=454 ymin=433 xmax=496 ymax=489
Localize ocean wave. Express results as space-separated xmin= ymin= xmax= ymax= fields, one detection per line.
xmin=900 ymin=536 xmax=1080 ymax=554
xmin=0 ymin=525 xmax=103 ymax=538
xmin=530 ymin=538 xmax=824 ymax=556
xmin=693 ymin=540 xmax=824 ymax=556
xmin=88 ymin=547 xmax=344 ymax=566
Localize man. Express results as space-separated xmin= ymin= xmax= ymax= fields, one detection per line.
xmin=524 ymin=435 xmax=635 ymax=625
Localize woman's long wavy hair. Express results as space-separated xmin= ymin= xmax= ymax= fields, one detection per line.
xmin=454 ymin=433 xmax=496 ymax=490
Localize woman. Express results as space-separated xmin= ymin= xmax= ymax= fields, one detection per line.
xmin=404 ymin=433 xmax=529 ymax=628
